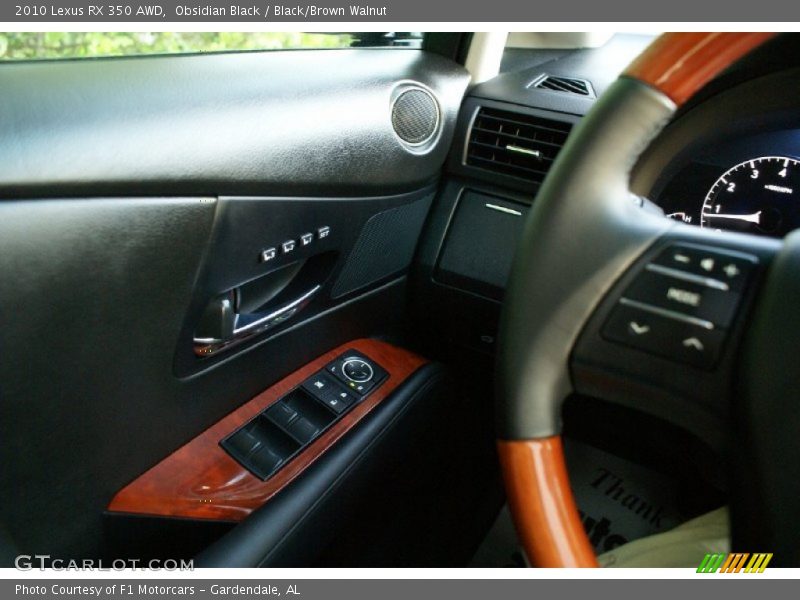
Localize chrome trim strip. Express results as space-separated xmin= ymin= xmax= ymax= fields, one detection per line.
xmin=484 ymin=203 xmax=522 ymax=216
xmin=619 ymin=297 xmax=715 ymax=330
xmin=645 ymin=263 xmax=730 ymax=291
xmin=193 ymin=284 xmax=322 ymax=356
xmin=506 ymin=144 xmax=541 ymax=158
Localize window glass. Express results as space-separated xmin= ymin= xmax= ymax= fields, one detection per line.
xmin=0 ymin=32 xmax=423 ymax=61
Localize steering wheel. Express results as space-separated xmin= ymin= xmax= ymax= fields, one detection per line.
xmin=497 ymin=33 xmax=800 ymax=567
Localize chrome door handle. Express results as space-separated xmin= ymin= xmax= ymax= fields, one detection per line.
xmin=193 ymin=284 xmax=321 ymax=356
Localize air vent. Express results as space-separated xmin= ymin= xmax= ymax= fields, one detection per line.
xmin=531 ymin=75 xmax=594 ymax=97
xmin=466 ymin=107 xmax=573 ymax=185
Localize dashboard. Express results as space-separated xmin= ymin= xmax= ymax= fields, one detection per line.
xmin=654 ymin=131 xmax=800 ymax=238
xmin=635 ymin=57 xmax=800 ymax=241
xmin=414 ymin=36 xmax=800 ymax=364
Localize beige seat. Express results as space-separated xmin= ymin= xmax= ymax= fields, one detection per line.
xmin=598 ymin=507 xmax=730 ymax=568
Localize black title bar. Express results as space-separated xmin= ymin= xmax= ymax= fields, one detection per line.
xmin=2 ymin=0 xmax=799 ymax=21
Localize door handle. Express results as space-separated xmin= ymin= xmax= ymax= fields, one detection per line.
xmin=194 ymin=284 xmax=321 ymax=357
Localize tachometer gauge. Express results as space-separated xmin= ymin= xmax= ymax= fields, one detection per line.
xmin=702 ymin=156 xmax=800 ymax=237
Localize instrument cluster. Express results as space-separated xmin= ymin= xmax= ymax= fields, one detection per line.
xmin=653 ymin=132 xmax=800 ymax=239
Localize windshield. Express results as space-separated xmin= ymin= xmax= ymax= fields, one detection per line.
xmin=0 ymin=32 xmax=424 ymax=61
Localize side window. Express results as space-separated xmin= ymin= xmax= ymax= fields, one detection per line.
xmin=0 ymin=32 xmax=423 ymax=61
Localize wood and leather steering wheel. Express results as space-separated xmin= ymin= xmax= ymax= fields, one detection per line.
xmin=496 ymin=32 xmax=800 ymax=567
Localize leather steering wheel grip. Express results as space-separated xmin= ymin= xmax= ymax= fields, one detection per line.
xmin=497 ymin=33 xmax=778 ymax=568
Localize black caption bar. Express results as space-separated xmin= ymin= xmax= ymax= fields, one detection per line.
xmin=3 ymin=579 xmax=789 ymax=599
xmin=2 ymin=0 xmax=800 ymax=21
xmin=7 ymin=2 xmax=389 ymax=20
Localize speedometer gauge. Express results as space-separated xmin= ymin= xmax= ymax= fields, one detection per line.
xmin=701 ymin=156 xmax=800 ymax=237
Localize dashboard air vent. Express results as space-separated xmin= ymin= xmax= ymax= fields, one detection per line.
xmin=531 ymin=75 xmax=594 ymax=97
xmin=466 ymin=107 xmax=573 ymax=185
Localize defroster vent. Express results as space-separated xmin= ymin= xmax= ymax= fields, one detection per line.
xmin=531 ymin=75 xmax=594 ymax=97
xmin=466 ymin=107 xmax=573 ymax=187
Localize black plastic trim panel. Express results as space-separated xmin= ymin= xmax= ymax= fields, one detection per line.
xmin=410 ymin=178 xmax=536 ymax=357
xmin=474 ymin=34 xmax=655 ymax=117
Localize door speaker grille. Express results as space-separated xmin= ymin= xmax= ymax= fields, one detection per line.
xmin=332 ymin=194 xmax=433 ymax=298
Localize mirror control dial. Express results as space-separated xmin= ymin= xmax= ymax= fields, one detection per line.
xmin=342 ymin=358 xmax=374 ymax=382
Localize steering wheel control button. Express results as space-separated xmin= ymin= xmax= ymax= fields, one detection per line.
xmin=342 ymin=358 xmax=374 ymax=383
xmin=260 ymin=247 xmax=277 ymax=263
xmin=317 ymin=226 xmax=331 ymax=240
xmin=645 ymin=263 xmax=729 ymax=291
xmin=682 ymin=337 xmax=705 ymax=351
xmin=624 ymin=270 xmax=740 ymax=328
xmin=281 ymin=240 xmax=296 ymax=254
xmin=603 ymin=303 xmax=725 ymax=369
xmin=652 ymin=244 xmax=757 ymax=292
xmin=300 ymin=233 xmax=314 ymax=246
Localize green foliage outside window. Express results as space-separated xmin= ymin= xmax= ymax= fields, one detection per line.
xmin=0 ymin=32 xmax=357 ymax=60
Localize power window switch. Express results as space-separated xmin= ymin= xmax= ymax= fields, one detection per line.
xmin=223 ymin=428 xmax=262 ymax=460
xmin=300 ymin=233 xmax=314 ymax=246
xmin=248 ymin=446 xmax=284 ymax=479
xmin=264 ymin=401 xmax=298 ymax=429
xmin=287 ymin=417 xmax=320 ymax=444
xmin=282 ymin=240 xmax=297 ymax=254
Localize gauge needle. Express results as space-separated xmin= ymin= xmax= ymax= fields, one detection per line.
xmin=704 ymin=210 xmax=762 ymax=224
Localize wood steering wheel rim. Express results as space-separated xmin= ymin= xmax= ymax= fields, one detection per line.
xmin=497 ymin=32 xmax=776 ymax=568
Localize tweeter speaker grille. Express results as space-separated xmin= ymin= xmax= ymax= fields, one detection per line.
xmin=391 ymin=88 xmax=440 ymax=145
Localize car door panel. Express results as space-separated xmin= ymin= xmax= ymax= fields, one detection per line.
xmin=0 ymin=197 xmax=216 ymax=558
xmin=0 ymin=46 xmax=470 ymax=562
